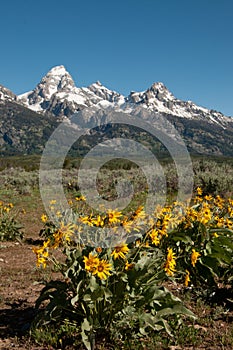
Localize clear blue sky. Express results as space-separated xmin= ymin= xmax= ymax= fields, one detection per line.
xmin=1 ymin=0 xmax=233 ymax=116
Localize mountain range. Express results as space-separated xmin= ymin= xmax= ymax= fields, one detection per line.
xmin=0 ymin=65 xmax=233 ymax=157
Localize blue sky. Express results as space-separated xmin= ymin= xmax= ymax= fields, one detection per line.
xmin=0 ymin=0 xmax=233 ymax=116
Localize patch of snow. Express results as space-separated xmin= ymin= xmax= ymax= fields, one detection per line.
xmin=97 ymin=100 xmax=112 ymax=108
xmin=46 ymin=65 xmax=68 ymax=76
xmin=56 ymin=91 xmax=87 ymax=105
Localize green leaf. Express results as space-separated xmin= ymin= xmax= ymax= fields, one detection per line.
xmin=170 ymin=231 xmax=193 ymax=244
xmin=156 ymin=304 xmax=195 ymax=319
xmin=104 ymin=288 xmax=113 ymax=300
xmin=89 ymin=275 xmax=98 ymax=292
xmin=81 ymin=318 xmax=92 ymax=350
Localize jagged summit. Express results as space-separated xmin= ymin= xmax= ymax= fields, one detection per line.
xmin=17 ymin=65 xmax=231 ymax=126
xmin=0 ymin=65 xmax=233 ymax=157
xmin=47 ymin=65 xmax=69 ymax=76
xmin=18 ymin=65 xmax=75 ymax=113
xmin=18 ymin=67 xmax=125 ymax=117
xmin=128 ymin=81 xmax=175 ymax=106
xmin=0 ymin=84 xmax=16 ymax=103
xmin=148 ymin=82 xmax=175 ymax=100
xmin=87 ymin=81 xmax=124 ymax=104
xmin=42 ymin=65 xmax=75 ymax=92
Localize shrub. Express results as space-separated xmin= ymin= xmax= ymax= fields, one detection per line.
xmin=32 ymin=202 xmax=195 ymax=349
xmin=32 ymin=189 xmax=233 ymax=349
xmin=0 ymin=201 xmax=23 ymax=241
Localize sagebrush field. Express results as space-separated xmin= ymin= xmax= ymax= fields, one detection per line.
xmin=0 ymin=156 xmax=233 ymax=350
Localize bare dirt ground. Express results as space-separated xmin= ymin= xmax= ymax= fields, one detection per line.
xmin=0 ymin=201 xmax=44 ymax=348
xmin=0 ymin=241 xmax=44 ymax=349
xmin=0 ymin=196 xmax=50 ymax=350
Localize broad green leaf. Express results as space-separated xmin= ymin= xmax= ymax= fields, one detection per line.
xmin=81 ymin=318 xmax=92 ymax=350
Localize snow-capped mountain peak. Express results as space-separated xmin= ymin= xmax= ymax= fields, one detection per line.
xmin=88 ymin=81 xmax=125 ymax=104
xmin=1 ymin=65 xmax=233 ymax=158
xmin=18 ymin=65 xmax=75 ymax=112
xmin=148 ymin=82 xmax=175 ymax=100
xmin=126 ymin=81 xmax=175 ymax=115
xmin=16 ymin=65 xmax=232 ymax=127
xmin=46 ymin=65 xmax=69 ymax=76
xmin=42 ymin=65 xmax=75 ymax=93
xmin=0 ymin=84 xmax=16 ymax=103
xmin=18 ymin=68 xmax=126 ymax=117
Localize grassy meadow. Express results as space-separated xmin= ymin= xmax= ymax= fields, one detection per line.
xmin=0 ymin=154 xmax=233 ymax=349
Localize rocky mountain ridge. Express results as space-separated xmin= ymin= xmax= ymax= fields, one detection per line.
xmin=18 ymin=65 xmax=231 ymax=127
xmin=0 ymin=85 xmax=17 ymax=103
xmin=0 ymin=65 xmax=232 ymax=157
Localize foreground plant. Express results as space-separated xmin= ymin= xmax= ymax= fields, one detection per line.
xmin=32 ymin=204 xmax=195 ymax=349
xmin=32 ymin=190 xmax=233 ymax=349
xmin=163 ymin=191 xmax=233 ymax=288
xmin=0 ymin=200 xmax=23 ymax=241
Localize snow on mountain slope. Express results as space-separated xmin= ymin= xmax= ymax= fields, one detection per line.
xmin=18 ymin=66 xmax=125 ymax=118
xmin=17 ymin=65 xmax=232 ymax=127
xmin=125 ymin=82 xmax=230 ymax=126
xmin=18 ymin=65 xmax=76 ymax=114
xmin=88 ymin=81 xmax=125 ymax=104
xmin=1 ymin=65 xmax=233 ymax=157
xmin=0 ymin=84 xmax=16 ymax=103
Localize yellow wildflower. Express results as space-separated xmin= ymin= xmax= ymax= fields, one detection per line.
xmin=199 ymin=205 xmax=211 ymax=224
xmin=191 ymin=249 xmax=201 ymax=267
xmin=214 ymin=195 xmax=224 ymax=209
xmin=92 ymin=215 xmax=105 ymax=227
xmin=125 ymin=261 xmax=134 ymax=271
xmin=204 ymin=195 xmax=213 ymax=201
xmin=107 ymin=209 xmax=122 ymax=224
xmin=111 ymin=243 xmax=129 ymax=259
xmin=225 ymin=218 xmax=233 ymax=229
xmin=75 ymin=195 xmax=86 ymax=201
xmin=32 ymin=241 xmax=50 ymax=269
xmin=162 ymin=206 xmax=172 ymax=214
xmin=184 ymin=270 xmax=190 ymax=287
xmin=80 ymin=215 xmax=93 ymax=226
xmin=194 ymin=196 xmax=203 ymax=203
xmin=164 ymin=248 xmax=176 ymax=276
xmin=215 ymin=216 xmax=225 ymax=228
xmin=58 ymin=222 xmax=75 ymax=242
xmin=196 ymin=187 xmax=202 ymax=196
xmin=83 ymin=253 xmax=99 ymax=272
xmin=162 ymin=213 xmax=172 ymax=230
xmin=149 ymin=229 xmax=160 ymax=246
xmin=43 ymin=239 xmax=51 ymax=248
xmin=52 ymin=230 xmax=63 ymax=248
xmin=228 ymin=206 xmax=233 ymax=217
xmin=36 ymin=256 xmax=47 ymax=269
xmin=56 ymin=211 xmax=62 ymax=218
xmin=41 ymin=214 xmax=48 ymax=223
xmin=133 ymin=206 xmax=146 ymax=220
xmin=157 ymin=227 xmax=168 ymax=237
xmin=93 ymin=259 xmax=112 ymax=280
xmin=121 ymin=219 xmax=136 ymax=233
